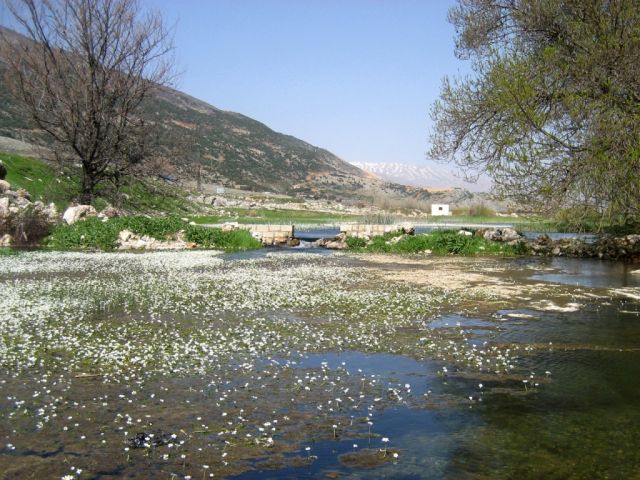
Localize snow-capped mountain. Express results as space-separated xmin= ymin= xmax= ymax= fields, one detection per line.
xmin=350 ymin=161 xmax=491 ymax=192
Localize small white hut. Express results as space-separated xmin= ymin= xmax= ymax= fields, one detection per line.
xmin=431 ymin=204 xmax=450 ymax=216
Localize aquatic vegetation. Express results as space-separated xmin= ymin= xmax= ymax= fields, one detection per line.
xmin=0 ymin=251 xmax=637 ymax=478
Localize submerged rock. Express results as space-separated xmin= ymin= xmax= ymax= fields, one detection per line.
xmin=339 ymin=448 xmax=400 ymax=469
xmin=127 ymin=431 xmax=174 ymax=449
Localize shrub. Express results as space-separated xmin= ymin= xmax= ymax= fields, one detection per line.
xmin=345 ymin=236 xmax=367 ymax=250
xmin=185 ymin=226 xmax=261 ymax=251
xmin=45 ymin=217 xmax=120 ymax=250
xmin=468 ymin=203 xmax=495 ymax=217
xmin=346 ymin=229 xmax=526 ymax=256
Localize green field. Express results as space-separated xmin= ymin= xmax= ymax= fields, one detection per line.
xmin=427 ymin=214 xmax=559 ymax=232
xmin=191 ymin=207 xmax=361 ymax=225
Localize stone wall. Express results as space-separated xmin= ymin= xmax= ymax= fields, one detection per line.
xmin=239 ymin=224 xmax=295 ymax=246
xmin=340 ymin=224 xmax=414 ymax=239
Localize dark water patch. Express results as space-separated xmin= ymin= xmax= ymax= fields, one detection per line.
xmin=528 ymin=256 xmax=640 ymax=288
xmin=295 ymin=228 xmax=340 ymax=242
xmin=495 ymin=302 xmax=640 ymax=349
xmin=427 ymin=314 xmax=496 ymax=330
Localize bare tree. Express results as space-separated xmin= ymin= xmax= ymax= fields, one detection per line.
xmin=1 ymin=0 xmax=174 ymax=203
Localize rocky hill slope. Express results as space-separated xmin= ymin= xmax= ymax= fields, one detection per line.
xmin=0 ymin=26 xmax=426 ymax=202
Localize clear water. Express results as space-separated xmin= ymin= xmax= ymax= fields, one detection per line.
xmin=231 ymin=259 xmax=640 ymax=479
xmin=528 ymin=256 xmax=640 ymax=288
xmin=2 ymin=254 xmax=639 ymax=479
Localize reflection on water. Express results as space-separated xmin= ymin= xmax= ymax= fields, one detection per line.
xmin=230 ymin=291 xmax=640 ymax=478
xmin=295 ymin=228 xmax=340 ymax=242
xmin=236 ymin=305 xmax=640 ymax=478
xmin=528 ymin=256 xmax=640 ymax=288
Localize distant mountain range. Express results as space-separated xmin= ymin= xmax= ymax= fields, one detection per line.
xmin=350 ymin=161 xmax=491 ymax=192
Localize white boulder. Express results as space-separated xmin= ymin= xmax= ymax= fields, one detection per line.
xmin=0 ymin=179 xmax=10 ymax=193
xmin=62 ymin=205 xmax=97 ymax=225
xmin=0 ymin=234 xmax=12 ymax=246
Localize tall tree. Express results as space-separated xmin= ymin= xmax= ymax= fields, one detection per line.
xmin=1 ymin=0 xmax=174 ymax=203
xmin=429 ymin=0 xmax=640 ymax=228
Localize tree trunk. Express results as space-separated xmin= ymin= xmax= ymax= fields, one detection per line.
xmin=81 ymin=171 xmax=95 ymax=205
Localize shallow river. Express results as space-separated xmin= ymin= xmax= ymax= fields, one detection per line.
xmin=232 ymin=257 xmax=640 ymax=479
xmin=0 ymin=251 xmax=638 ymax=479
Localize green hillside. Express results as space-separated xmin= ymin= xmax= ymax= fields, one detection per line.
xmin=0 ymin=152 xmax=197 ymax=214
xmin=0 ymin=24 xmax=414 ymax=201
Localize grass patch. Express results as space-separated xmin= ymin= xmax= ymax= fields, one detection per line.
xmin=0 ymin=247 xmax=21 ymax=256
xmin=45 ymin=217 xmax=261 ymax=251
xmin=0 ymin=152 xmax=78 ymax=209
xmin=117 ymin=180 xmax=196 ymax=214
xmin=347 ymin=230 xmax=529 ymax=256
xmin=184 ymin=226 xmax=261 ymax=251
xmin=1 ymin=152 xmax=202 ymax=215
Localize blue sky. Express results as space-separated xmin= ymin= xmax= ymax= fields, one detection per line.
xmin=143 ymin=0 xmax=471 ymax=169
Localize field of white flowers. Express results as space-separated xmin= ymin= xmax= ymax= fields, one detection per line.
xmin=0 ymin=250 xmax=570 ymax=478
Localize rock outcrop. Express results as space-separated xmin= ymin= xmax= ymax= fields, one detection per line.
xmin=62 ymin=205 xmax=97 ymax=225
xmin=0 ymin=170 xmax=58 ymax=246
xmin=116 ymin=229 xmax=196 ymax=250
xmin=97 ymin=205 xmax=122 ymax=220
xmin=314 ymin=232 xmax=348 ymax=250
xmin=527 ymin=234 xmax=640 ymax=261
xmin=478 ymin=227 xmax=523 ymax=243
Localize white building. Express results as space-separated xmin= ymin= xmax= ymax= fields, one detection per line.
xmin=431 ymin=204 xmax=450 ymax=216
